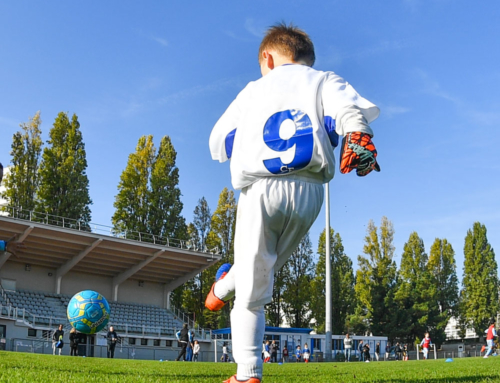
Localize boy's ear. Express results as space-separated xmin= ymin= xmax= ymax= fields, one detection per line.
xmin=261 ymin=50 xmax=275 ymax=70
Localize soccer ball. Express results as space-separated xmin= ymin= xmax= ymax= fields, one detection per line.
xmin=67 ymin=290 xmax=110 ymax=334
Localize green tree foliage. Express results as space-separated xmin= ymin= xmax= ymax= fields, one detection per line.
xmin=112 ymin=135 xmax=187 ymax=239
xmin=177 ymin=198 xmax=213 ymax=327
xmin=193 ymin=188 xmax=237 ymax=329
xmin=2 ymin=112 xmax=43 ymax=211
xmin=354 ymin=217 xmax=398 ymax=338
xmin=192 ymin=197 xmax=212 ymax=251
xmin=428 ymin=238 xmax=459 ymax=317
xmin=210 ymin=187 xmax=237 ymax=262
xmin=112 ymin=135 xmax=154 ymax=234
xmin=36 ymin=112 xmax=92 ymax=229
xmin=282 ymin=234 xmax=315 ymax=328
xmin=266 ymin=265 xmax=289 ymax=327
xmin=311 ymin=228 xmax=355 ymax=334
xmin=395 ymin=232 xmax=441 ymax=344
xmin=461 ymin=222 xmax=499 ymax=337
xmin=149 ymin=136 xmax=186 ymax=239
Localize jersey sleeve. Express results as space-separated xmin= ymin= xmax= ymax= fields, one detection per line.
xmin=322 ymin=72 xmax=380 ymax=138
xmin=209 ymin=98 xmax=241 ymax=163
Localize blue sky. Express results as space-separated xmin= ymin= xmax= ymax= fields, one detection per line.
xmin=1 ymin=1 xmax=499 ymax=280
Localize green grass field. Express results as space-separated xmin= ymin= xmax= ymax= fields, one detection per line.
xmin=1 ymin=352 xmax=499 ymax=383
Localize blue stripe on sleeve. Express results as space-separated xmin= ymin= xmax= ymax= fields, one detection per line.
xmin=323 ymin=116 xmax=339 ymax=147
xmin=225 ymin=128 xmax=237 ymax=159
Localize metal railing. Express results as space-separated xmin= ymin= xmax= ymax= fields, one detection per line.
xmin=0 ymin=206 xmax=221 ymax=254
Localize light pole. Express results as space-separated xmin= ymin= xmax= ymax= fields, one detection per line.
xmin=324 ymin=182 xmax=332 ymax=361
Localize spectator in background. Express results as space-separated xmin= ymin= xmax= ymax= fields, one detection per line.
xmin=344 ymin=333 xmax=353 ymax=362
xmin=385 ymin=342 xmax=390 ymax=360
xmin=282 ymin=345 xmax=289 ymax=363
xmin=222 ymin=342 xmax=230 ymax=362
xmin=270 ymin=340 xmax=277 ymax=363
xmin=193 ymin=340 xmax=200 ymax=362
xmin=106 ymin=326 xmax=118 ymax=358
xmin=175 ymin=323 xmax=191 ymax=361
xmin=375 ymin=342 xmax=380 ymax=361
xmin=363 ymin=342 xmax=371 ymax=362
xmin=52 ymin=324 xmax=64 ymax=355
xmin=358 ymin=340 xmax=364 ymax=362
xmin=186 ymin=338 xmax=193 ymax=361
xmin=69 ymin=328 xmax=78 ymax=356
xmin=395 ymin=342 xmax=402 ymax=361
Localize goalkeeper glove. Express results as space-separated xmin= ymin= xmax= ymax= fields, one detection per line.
xmin=340 ymin=132 xmax=380 ymax=176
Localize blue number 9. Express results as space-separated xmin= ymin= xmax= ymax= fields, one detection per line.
xmin=263 ymin=109 xmax=313 ymax=174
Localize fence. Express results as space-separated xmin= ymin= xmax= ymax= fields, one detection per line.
xmin=8 ymin=338 xmax=217 ymax=361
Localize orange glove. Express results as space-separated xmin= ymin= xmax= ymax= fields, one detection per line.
xmin=340 ymin=132 xmax=380 ymax=176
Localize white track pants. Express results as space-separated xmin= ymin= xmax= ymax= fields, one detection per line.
xmin=217 ymin=177 xmax=324 ymax=380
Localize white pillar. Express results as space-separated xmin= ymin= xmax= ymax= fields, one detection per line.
xmin=324 ymin=182 xmax=332 ymax=361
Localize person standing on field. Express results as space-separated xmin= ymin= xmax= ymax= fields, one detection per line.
xmin=344 ymin=333 xmax=353 ymax=362
xmin=193 ymin=340 xmax=200 ymax=362
xmin=52 ymin=324 xmax=64 ymax=356
xmin=375 ymin=342 xmax=380 ymax=361
xmin=282 ymin=346 xmax=289 ymax=363
xmin=69 ymin=328 xmax=78 ymax=356
xmin=106 ymin=326 xmax=118 ymax=358
xmin=175 ymin=323 xmax=191 ymax=361
xmin=204 ymin=23 xmax=380 ymax=383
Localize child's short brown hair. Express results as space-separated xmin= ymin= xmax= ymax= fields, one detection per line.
xmin=259 ymin=23 xmax=315 ymax=66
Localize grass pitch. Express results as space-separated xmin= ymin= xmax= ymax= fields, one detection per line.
xmin=1 ymin=352 xmax=499 ymax=382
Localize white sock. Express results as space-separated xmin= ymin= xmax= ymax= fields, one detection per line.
xmin=231 ymin=305 xmax=264 ymax=381
xmin=214 ymin=268 xmax=236 ymax=301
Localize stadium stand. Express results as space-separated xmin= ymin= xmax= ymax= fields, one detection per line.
xmin=0 ymin=209 xmax=221 ymax=359
xmin=0 ymin=287 xmax=185 ymax=336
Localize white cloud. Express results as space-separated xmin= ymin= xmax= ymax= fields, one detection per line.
xmin=244 ymin=18 xmax=265 ymax=38
xmin=382 ymin=105 xmax=411 ymax=118
xmin=415 ymin=69 xmax=498 ymax=126
xmin=150 ymin=36 xmax=168 ymax=47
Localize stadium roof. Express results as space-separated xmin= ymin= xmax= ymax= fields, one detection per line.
xmin=0 ymin=213 xmax=221 ymax=296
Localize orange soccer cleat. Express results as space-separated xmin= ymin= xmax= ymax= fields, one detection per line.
xmin=205 ymin=263 xmax=232 ymax=312
xmin=223 ymin=375 xmax=261 ymax=383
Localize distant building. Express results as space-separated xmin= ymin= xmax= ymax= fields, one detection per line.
xmin=444 ymin=316 xmax=478 ymax=340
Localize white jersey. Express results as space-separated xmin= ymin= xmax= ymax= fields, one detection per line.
xmin=209 ymin=64 xmax=379 ymax=190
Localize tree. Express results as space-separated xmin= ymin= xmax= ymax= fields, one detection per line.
xmin=2 ymin=112 xmax=43 ymax=212
xmin=354 ymin=217 xmax=398 ymax=339
xmin=282 ymin=234 xmax=315 ymax=328
xmin=112 ymin=135 xmax=187 ymax=240
xmin=266 ymin=266 xmax=288 ymax=327
xmin=112 ymin=135 xmax=154 ymax=235
xmin=148 ymin=136 xmax=186 ymax=239
xmin=36 ymin=112 xmax=92 ymax=229
xmin=198 ymin=188 xmax=237 ymax=328
xmin=193 ymin=197 xmax=212 ymax=250
xmin=210 ymin=187 xmax=237 ymax=262
xmin=428 ymin=238 xmax=459 ymax=316
xmin=311 ymin=228 xmax=355 ymax=334
xmin=461 ymin=222 xmax=499 ymax=337
xmin=395 ymin=232 xmax=440 ymax=344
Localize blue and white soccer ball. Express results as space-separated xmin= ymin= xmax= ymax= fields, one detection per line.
xmin=67 ymin=290 xmax=110 ymax=334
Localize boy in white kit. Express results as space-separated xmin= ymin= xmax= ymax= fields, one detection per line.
xmin=206 ymin=23 xmax=380 ymax=383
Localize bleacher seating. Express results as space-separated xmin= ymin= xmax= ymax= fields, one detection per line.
xmin=0 ymin=288 xmax=184 ymax=336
